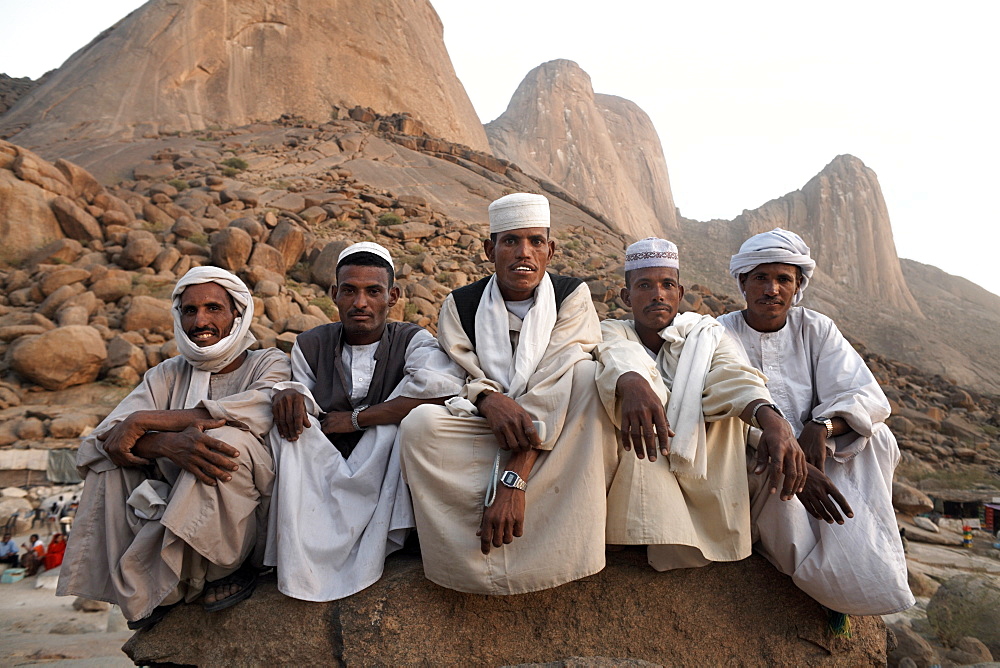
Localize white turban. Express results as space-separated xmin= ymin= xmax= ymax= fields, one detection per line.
xmin=488 ymin=193 xmax=550 ymax=234
xmin=625 ymin=237 xmax=679 ymax=272
xmin=728 ymin=228 xmax=816 ymax=305
xmin=338 ymin=241 xmax=394 ymax=270
xmin=171 ymin=267 xmax=256 ymax=408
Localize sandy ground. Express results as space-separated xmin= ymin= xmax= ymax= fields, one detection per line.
xmin=0 ymin=530 xmax=132 ymax=667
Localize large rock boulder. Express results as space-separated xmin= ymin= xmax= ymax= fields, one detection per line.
xmin=0 ymin=0 xmax=489 ymax=152
xmin=0 ymin=142 xmax=66 ymax=263
xmin=892 ymin=482 xmax=933 ymax=515
xmin=926 ymin=574 xmax=1000 ymax=656
xmin=9 ymin=325 xmax=107 ymax=390
xmin=124 ymin=552 xmax=887 ymax=666
xmin=486 ymin=59 xmax=678 ymax=240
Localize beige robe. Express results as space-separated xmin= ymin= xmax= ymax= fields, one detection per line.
xmin=57 ymin=348 xmax=290 ymax=621
xmin=399 ymin=283 xmax=617 ymax=595
xmin=595 ymin=318 xmax=770 ymax=570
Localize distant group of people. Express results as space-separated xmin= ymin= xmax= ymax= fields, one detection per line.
xmin=1 ymin=531 xmax=66 ymax=576
xmin=56 ymin=193 xmax=913 ymax=632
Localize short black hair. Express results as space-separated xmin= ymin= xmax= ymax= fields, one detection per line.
xmin=624 ymin=267 xmax=681 ymax=289
xmin=336 ymin=251 xmax=394 ymax=287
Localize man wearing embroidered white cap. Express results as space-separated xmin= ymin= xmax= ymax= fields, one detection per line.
xmin=718 ymin=228 xmax=914 ymax=618
xmin=595 ymin=237 xmax=806 ymax=571
xmin=399 ymin=193 xmax=616 ymax=594
xmin=57 ymin=267 xmax=290 ymax=629
xmin=265 ymin=242 xmax=463 ymax=602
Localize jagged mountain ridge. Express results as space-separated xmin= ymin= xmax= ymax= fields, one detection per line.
xmin=485 ymin=59 xmax=678 ymax=240
xmin=0 ymin=0 xmax=489 ymax=153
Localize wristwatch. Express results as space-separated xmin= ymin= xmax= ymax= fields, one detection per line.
xmin=500 ymin=470 xmax=527 ymax=491
xmin=750 ymin=402 xmax=784 ymax=430
xmin=351 ymin=405 xmax=369 ymax=432
xmin=812 ymin=416 xmax=834 ymax=438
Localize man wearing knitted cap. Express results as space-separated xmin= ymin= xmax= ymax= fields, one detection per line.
xmin=57 ymin=267 xmax=290 ymax=629
xmin=595 ymin=237 xmax=806 ymax=571
xmin=399 ymin=193 xmax=616 ymax=594
xmin=265 ymin=242 xmax=463 ymax=601
xmin=718 ymin=228 xmax=913 ymax=618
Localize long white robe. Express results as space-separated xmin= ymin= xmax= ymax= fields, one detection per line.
xmin=57 ymin=349 xmax=290 ymax=622
xmin=264 ymin=329 xmax=464 ymax=601
xmin=596 ymin=317 xmax=770 ymax=570
xmin=718 ymin=307 xmax=914 ymax=615
xmin=399 ymin=283 xmax=618 ymax=595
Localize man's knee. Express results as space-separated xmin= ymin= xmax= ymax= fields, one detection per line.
xmin=399 ymin=403 xmax=445 ymax=443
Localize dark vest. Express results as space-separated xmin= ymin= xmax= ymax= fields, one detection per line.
xmin=452 ymin=273 xmax=584 ymax=347
xmin=295 ymin=321 xmax=421 ymax=457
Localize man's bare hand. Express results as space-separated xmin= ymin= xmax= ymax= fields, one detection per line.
xmin=616 ymin=372 xmax=674 ymax=461
xmin=477 ymin=487 xmax=525 ymax=554
xmin=798 ymin=463 xmax=854 ymax=524
xmin=321 ymin=412 xmax=356 ymax=435
xmin=157 ymin=418 xmax=239 ymax=486
xmin=753 ymin=406 xmax=807 ymax=501
xmin=477 ymin=392 xmax=540 ymax=451
xmin=100 ymin=416 xmax=152 ymax=467
xmin=798 ymin=420 xmax=829 ymax=472
xmin=272 ymin=388 xmax=311 ymax=441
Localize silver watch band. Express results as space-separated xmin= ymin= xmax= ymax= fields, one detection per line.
xmin=351 ymin=404 xmax=369 ymax=432
xmin=812 ymin=416 xmax=834 ymax=438
xmin=751 ymin=402 xmax=784 ymax=430
xmin=500 ymin=470 xmax=527 ymax=491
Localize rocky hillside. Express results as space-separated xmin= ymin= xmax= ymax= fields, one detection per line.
xmin=0 ymin=74 xmax=35 ymax=115
xmin=0 ymin=0 xmax=489 ymax=153
xmin=486 ymin=60 xmax=678 ymax=240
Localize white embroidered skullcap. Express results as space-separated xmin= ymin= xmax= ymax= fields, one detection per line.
xmin=728 ymin=228 xmax=816 ymax=305
xmin=624 ymin=237 xmax=679 ymax=272
xmin=337 ymin=241 xmax=394 ymax=270
xmin=488 ymin=193 xmax=550 ymax=234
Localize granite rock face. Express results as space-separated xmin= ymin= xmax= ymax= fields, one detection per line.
xmin=730 ymin=154 xmax=921 ymax=316
xmin=124 ymin=551 xmax=887 ymax=667
xmin=486 ymin=60 xmax=678 ymax=240
xmin=0 ymin=0 xmax=489 ymax=152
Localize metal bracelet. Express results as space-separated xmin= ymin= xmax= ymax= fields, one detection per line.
xmin=751 ymin=402 xmax=783 ymax=430
xmin=351 ymin=404 xmax=369 ymax=432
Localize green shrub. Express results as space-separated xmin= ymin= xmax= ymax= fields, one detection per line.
xmin=378 ymin=212 xmax=403 ymax=226
xmin=167 ymin=179 xmax=189 ymax=191
xmin=222 ymin=167 xmax=239 ymax=178
xmin=221 ymin=157 xmax=249 ymax=171
xmin=310 ymin=296 xmax=338 ymax=320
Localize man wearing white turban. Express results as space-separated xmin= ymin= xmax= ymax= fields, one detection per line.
xmin=399 ymin=193 xmax=617 ymax=594
xmin=57 ymin=267 xmax=290 ymax=629
xmin=595 ymin=237 xmax=806 ymax=571
xmin=718 ymin=228 xmax=914 ymax=619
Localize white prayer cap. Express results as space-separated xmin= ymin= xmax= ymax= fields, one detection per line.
xmin=624 ymin=237 xmax=679 ymax=272
xmin=337 ymin=241 xmax=394 ymax=270
xmin=728 ymin=228 xmax=816 ymax=305
xmin=488 ymin=193 xmax=550 ymax=234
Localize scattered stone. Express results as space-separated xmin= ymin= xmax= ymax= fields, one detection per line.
xmin=119 ymin=230 xmax=162 ymax=269
xmin=121 ymin=295 xmax=173 ymax=333
xmin=9 ymin=325 xmax=107 ymax=390
xmin=887 ymin=622 xmax=938 ymax=668
xmin=927 ymin=574 xmax=1000 ymax=656
xmin=311 ymin=240 xmax=352 ymax=289
xmin=912 ymin=516 xmax=938 ymax=532
xmin=49 ymin=413 xmax=99 ymax=439
xmin=892 ymin=482 xmax=933 ymax=515
xmin=51 ymin=196 xmax=103 ymax=242
xmin=210 ymin=227 xmax=254 ymax=272
xmin=73 ymin=597 xmax=111 ymax=613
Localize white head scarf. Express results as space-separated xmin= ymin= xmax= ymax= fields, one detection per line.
xmin=171 ymin=267 xmax=256 ymax=408
xmin=624 ymin=237 xmax=679 ymax=272
xmin=488 ymin=193 xmax=550 ymax=234
xmin=728 ymin=228 xmax=816 ymax=305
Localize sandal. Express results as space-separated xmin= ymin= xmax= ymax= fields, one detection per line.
xmin=127 ymin=602 xmax=177 ymax=631
xmin=203 ymin=563 xmax=257 ymax=612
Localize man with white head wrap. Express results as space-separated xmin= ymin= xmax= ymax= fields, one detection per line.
xmin=57 ymin=267 xmax=290 ymax=629
xmin=718 ymin=228 xmax=914 ymax=618
xmin=595 ymin=238 xmax=806 ymax=571
xmin=399 ymin=193 xmax=617 ymax=594
xmin=264 ymin=242 xmax=464 ymax=602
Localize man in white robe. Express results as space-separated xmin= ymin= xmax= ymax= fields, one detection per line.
xmin=265 ymin=242 xmax=463 ymax=601
xmin=595 ymin=237 xmax=807 ymax=570
xmin=399 ymin=193 xmax=617 ymax=595
xmin=57 ymin=267 xmax=290 ymax=629
xmin=718 ymin=228 xmax=914 ymax=616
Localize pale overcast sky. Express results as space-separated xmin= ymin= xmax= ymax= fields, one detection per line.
xmin=2 ymin=0 xmax=997 ymax=297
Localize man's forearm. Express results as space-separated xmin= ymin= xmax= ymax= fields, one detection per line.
xmin=505 ymin=448 xmax=540 ymax=480
xmin=129 ymin=408 xmax=213 ymax=433
xmin=355 ymin=396 xmax=449 ymax=429
xmin=131 ymin=430 xmax=179 ymax=461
